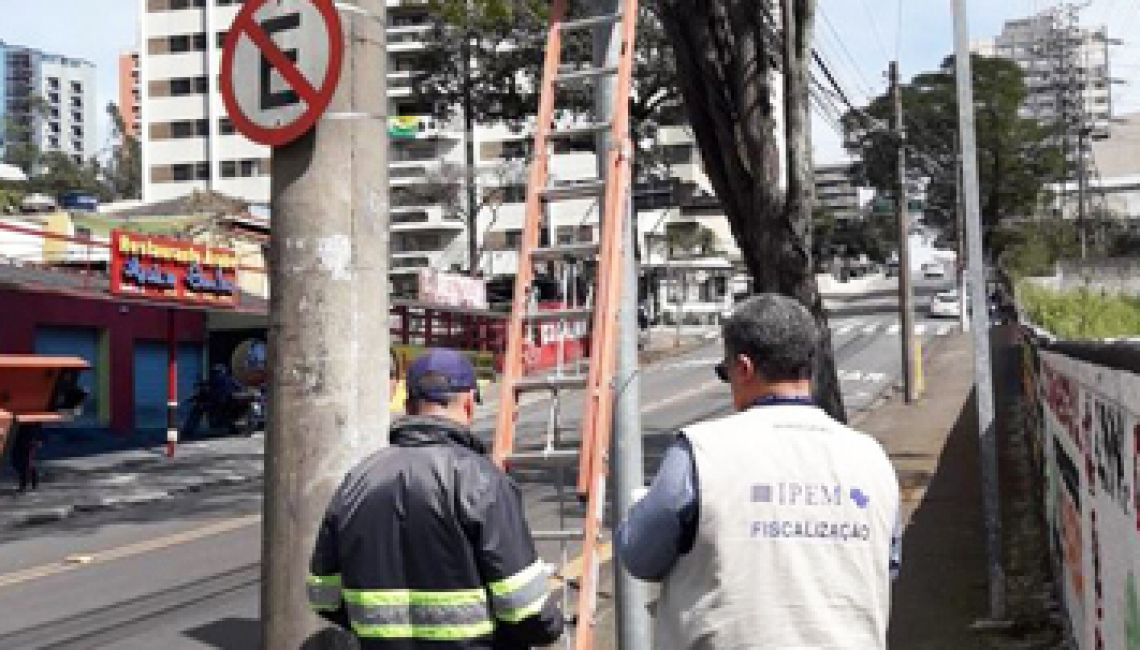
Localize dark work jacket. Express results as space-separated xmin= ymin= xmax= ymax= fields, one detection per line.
xmin=309 ymin=415 xmax=563 ymax=649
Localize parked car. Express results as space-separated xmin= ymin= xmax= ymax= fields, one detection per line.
xmin=921 ymin=261 xmax=946 ymax=279
xmin=885 ymin=260 xmax=899 ymax=278
xmin=929 ymin=290 xmax=965 ymax=318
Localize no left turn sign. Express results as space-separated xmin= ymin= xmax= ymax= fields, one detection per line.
xmin=220 ymin=0 xmax=344 ymax=147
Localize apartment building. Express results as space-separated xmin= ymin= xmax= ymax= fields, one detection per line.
xmin=139 ymin=0 xmax=268 ymax=204
xmin=974 ymin=9 xmax=1113 ymax=127
xmin=138 ymin=0 xmax=723 ymax=298
xmin=0 ymin=40 xmax=97 ymax=164
xmin=814 ymin=162 xmax=863 ymax=223
xmin=118 ymin=52 xmax=141 ymax=137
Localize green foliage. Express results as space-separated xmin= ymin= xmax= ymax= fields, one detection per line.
xmin=993 ymin=221 xmax=1080 ymax=277
xmin=412 ymin=1 xmax=682 ymax=177
xmin=1018 ymin=282 xmax=1140 ymax=340
xmin=104 ymin=102 xmax=142 ymax=200
xmin=843 ymin=55 xmax=1062 ymax=231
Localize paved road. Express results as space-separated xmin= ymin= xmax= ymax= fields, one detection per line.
xmin=0 ymin=279 xmax=958 ymax=648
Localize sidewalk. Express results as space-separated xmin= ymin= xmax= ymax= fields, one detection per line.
xmin=0 ymin=435 xmax=265 ymax=530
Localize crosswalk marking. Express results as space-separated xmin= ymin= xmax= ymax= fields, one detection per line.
xmin=915 ymin=324 xmax=927 ymax=335
xmin=936 ymin=325 xmax=952 ymax=336
xmin=836 ymin=323 xmax=856 ymax=335
xmin=887 ymin=323 xmax=900 ymax=335
xmin=862 ymin=323 xmax=879 ymax=335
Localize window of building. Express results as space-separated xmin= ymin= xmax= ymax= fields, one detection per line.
xmin=70 ymin=96 xmax=82 ymax=109
xmin=170 ymin=78 xmax=193 ymax=96
xmin=72 ymin=140 xmax=83 ymax=153
xmin=219 ymin=117 xmax=235 ymax=135
xmin=221 ymin=161 xmax=238 ymax=178
xmin=72 ymin=126 xmax=83 ymax=138
xmin=72 ymin=111 xmax=83 ymax=123
xmin=49 ymin=107 xmax=60 ymax=119
xmin=48 ymin=136 xmax=60 ymax=148
xmin=70 ymin=81 xmax=82 ymax=94
xmin=169 ymin=35 xmax=191 ymax=53
xmin=217 ymin=31 xmax=228 ymax=48
xmin=48 ymin=92 xmax=60 ymax=104
xmin=240 ymin=159 xmax=258 ymax=177
xmin=47 ymin=77 xmax=60 ymax=90
xmin=195 ymin=76 xmax=208 ymax=93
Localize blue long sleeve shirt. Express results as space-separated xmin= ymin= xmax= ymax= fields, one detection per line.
xmin=617 ymin=435 xmax=903 ymax=582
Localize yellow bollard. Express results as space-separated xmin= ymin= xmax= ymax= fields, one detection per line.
xmin=914 ymin=340 xmax=925 ymax=397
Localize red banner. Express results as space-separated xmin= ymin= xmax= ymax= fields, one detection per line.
xmin=110 ymin=231 xmax=240 ymax=308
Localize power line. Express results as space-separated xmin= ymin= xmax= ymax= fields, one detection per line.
xmin=858 ymin=0 xmax=894 ymax=62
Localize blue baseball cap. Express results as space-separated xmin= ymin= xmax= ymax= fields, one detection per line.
xmin=406 ymin=349 xmax=481 ymax=404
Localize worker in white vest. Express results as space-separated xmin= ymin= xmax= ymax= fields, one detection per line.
xmin=617 ymin=293 xmax=901 ymax=649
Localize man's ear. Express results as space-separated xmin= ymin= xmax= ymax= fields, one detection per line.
xmin=737 ymin=353 xmax=757 ymax=382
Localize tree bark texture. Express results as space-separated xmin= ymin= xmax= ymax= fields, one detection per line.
xmin=657 ymin=0 xmax=845 ymax=421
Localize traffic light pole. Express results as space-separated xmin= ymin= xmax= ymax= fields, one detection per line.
xmin=261 ymin=2 xmax=391 ymax=647
xmin=891 ymin=62 xmax=918 ymax=403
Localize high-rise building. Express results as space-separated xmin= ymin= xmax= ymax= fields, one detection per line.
xmin=118 ymin=51 xmax=140 ymax=138
xmin=0 ymin=40 xmax=97 ymax=165
xmin=974 ymin=9 xmax=1113 ymax=128
xmin=814 ymin=162 xmax=864 ymax=223
xmin=138 ymin=1 xmax=714 ymax=297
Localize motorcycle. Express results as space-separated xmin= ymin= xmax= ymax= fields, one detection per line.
xmin=181 ymin=381 xmax=265 ymax=437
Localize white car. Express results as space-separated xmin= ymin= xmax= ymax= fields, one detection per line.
xmin=921 ymin=262 xmax=946 ymax=279
xmin=928 ymin=290 xmax=965 ymax=318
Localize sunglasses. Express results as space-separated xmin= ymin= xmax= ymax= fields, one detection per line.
xmin=715 ymin=361 xmax=729 ymax=383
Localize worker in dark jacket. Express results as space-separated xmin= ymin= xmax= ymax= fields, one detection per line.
xmin=309 ymin=348 xmax=563 ymax=649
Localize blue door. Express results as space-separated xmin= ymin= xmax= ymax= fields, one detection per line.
xmin=134 ymin=341 xmax=203 ymax=433
xmin=34 ymin=326 xmax=100 ymax=428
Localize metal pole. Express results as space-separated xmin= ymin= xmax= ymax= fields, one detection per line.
xmin=955 ymin=146 xmax=969 ymax=333
xmin=595 ymin=0 xmax=651 ymax=645
xmin=891 ymin=62 xmax=918 ymax=403
xmin=952 ymin=0 xmax=1007 ymax=623
xmin=1077 ymin=125 xmax=1088 ymax=259
xmin=261 ymin=1 xmax=390 ymax=647
xmin=166 ymin=310 xmax=178 ymax=458
xmin=463 ymin=25 xmax=480 ymax=275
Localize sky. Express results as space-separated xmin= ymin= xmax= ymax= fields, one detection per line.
xmin=1 ymin=0 xmax=1137 ymax=164
xmin=813 ymin=0 xmax=1140 ymax=163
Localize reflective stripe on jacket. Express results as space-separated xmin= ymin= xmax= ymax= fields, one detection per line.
xmin=309 ymin=415 xmax=563 ymax=649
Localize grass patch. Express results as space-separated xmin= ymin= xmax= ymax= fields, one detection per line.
xmin=1018 ymin=282 xmax=1140 ymax=339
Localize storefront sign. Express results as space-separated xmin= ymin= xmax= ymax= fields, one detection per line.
xmin=111 ymin=231 xmax=240 ymax=307
xmin=417 ymin=269 xmax=488 ymax=309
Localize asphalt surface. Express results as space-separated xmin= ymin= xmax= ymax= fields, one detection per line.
xmin=0 ymin=278 xmax=959 ymax=649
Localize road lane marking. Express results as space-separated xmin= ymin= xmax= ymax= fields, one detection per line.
xmin=836 ymin=322 xmax=857 ymax=336
xmin=642 ymin=379 xmax=722 ymax=415
xmin=861 ymin=323 xmax=879 ymax=335
xmin=0 ymin=514 xmax=260 ymax=589
xmin=887 ymin=323 xmax=900 ymax=335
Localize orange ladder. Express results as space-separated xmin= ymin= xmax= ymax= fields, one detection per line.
xmin=490 ymin=0 xmax=639 ymax=647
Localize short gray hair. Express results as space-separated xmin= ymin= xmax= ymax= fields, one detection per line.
xmin=722 ymin=294 xmax=819 ymax=381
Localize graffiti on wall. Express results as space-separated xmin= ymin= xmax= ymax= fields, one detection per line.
xmin=1036 ymin=350 xmax=1140 ymax=650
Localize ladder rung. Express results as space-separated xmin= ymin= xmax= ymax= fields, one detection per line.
xmin=527 ymin=307 xmax=594 ymax=322
xmin=546 ymin=122 xmax=611 ymax=139
xmin=530 ymin=243 xmax=600 ymax=261
xmin=539 ymin=181 xmax=606 ymax=201
xmin=557 ymin=66 xmax=620 ymax=83
xmin=532 ymin=529 xmax=585 ymax=542
xmin=559 ymin=12 xmax=623 ymax=32
xmin=513 ymin=375 xmax=589 ymax=393
xmin=508 ymin=449 xmax=580 ymax=465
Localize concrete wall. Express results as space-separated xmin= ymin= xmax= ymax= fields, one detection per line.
xmin=1047 ymin=258 xmax=1140 ymax=296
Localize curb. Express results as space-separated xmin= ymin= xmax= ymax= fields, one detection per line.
xmin=850 ymin=330 xmax=959 ymax=428
xmin=2 ymin=471 xmax=262 ymax=530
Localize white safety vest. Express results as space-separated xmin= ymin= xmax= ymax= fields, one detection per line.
xmin=654 ymin=404 xmax=899 ymax=650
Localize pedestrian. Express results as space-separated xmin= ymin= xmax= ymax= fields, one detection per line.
xmin=308 ymin=348 xmax=563 ymax=648
xmin=10 ymin=422 xmax=45 ymax=493
xmin=617 ymin=294 xmax=901 ymax=649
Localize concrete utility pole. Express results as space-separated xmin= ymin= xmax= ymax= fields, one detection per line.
xmin=462 ymin=10 xmax=480 ymax=275
xmin=890 ymin=62 xmax=918 ymax=403
xmin=261 ymin=1 xmax=390 ymax=647
xmin=595 ymin=0 xmax=651 ymax=645
xmin=952 ymin=0 xmax=1007 ymax=624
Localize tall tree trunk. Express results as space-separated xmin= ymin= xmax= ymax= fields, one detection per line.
xmin=658 ymin=0 xmax=845 ymax=420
